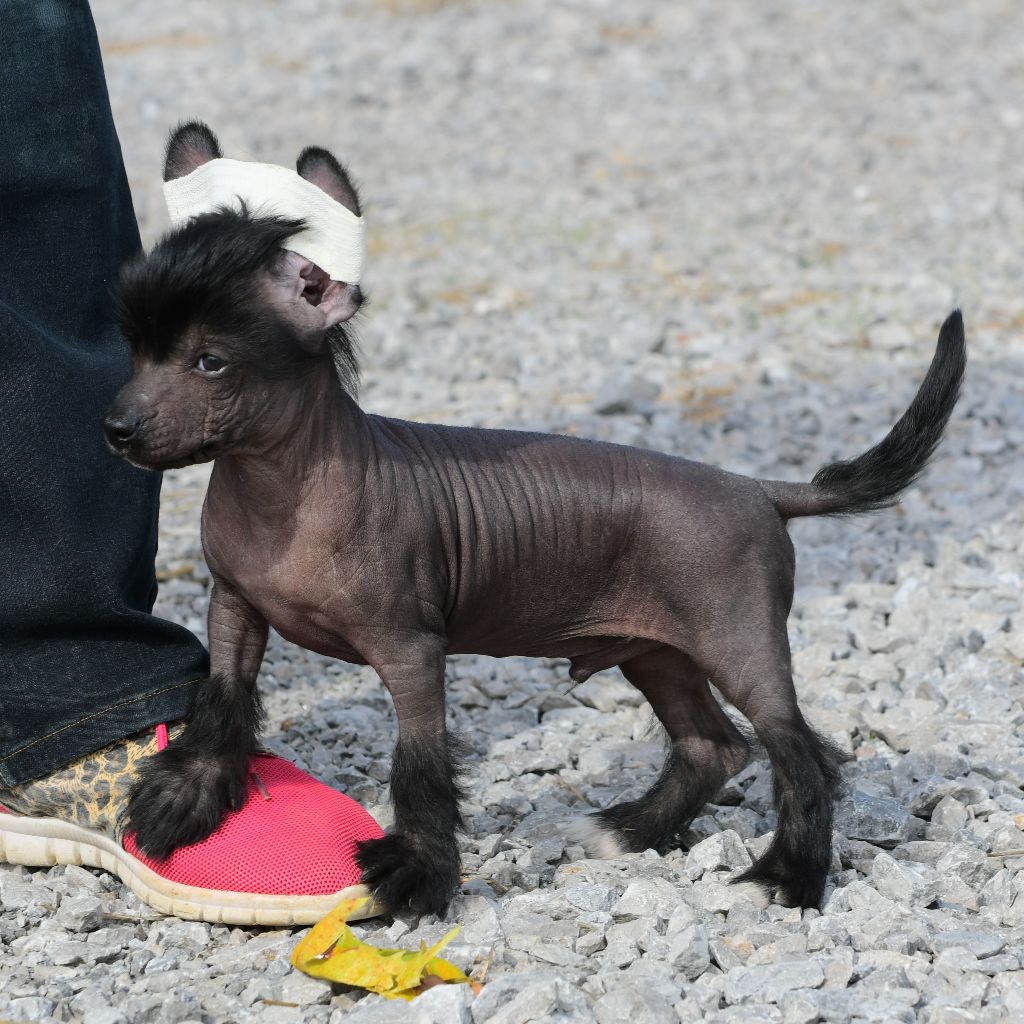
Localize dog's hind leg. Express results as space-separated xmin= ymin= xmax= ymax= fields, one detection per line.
xmin=708 ymin=623 xmax=847 ymax=909
xmin=572 ymin=646 xmax=750 ymax=858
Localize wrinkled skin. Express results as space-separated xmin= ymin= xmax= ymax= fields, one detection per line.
xmin=104 ymin=122 xmax=966 ymax=915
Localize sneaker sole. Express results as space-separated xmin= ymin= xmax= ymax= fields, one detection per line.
xmin=0 ymin=813 xmax=384 ymax=926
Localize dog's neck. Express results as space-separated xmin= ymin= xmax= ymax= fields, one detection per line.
xmin=209 ymin=357 xmax=372 ymax=516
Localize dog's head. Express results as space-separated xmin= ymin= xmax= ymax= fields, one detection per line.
xmin=105 ymin=121 xmax=363 ymax=470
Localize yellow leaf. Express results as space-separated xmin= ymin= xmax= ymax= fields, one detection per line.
xmin=290 ymin=896 xmax=473 ymax=1001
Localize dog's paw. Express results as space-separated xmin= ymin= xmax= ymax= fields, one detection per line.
xmin=735 ymin=852 xmax=827 ymax=910
xmin=355 ymin=833 xmax=460 ymax=917
xmin=569 ymin=805 xmax=686 ymax=858
xmin=124 ymin=744 xmax=248 ymax=860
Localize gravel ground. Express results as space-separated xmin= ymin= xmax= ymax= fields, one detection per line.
xmin=4 ymin=1 xmax=1024 ymax=1021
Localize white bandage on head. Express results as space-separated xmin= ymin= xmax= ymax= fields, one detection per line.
xmin=163 ymin=158 xmax=366 ymax=283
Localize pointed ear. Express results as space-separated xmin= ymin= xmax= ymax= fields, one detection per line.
xmin=262 ymin=252 xmax=363 ymax=353
xmin=164 ymin=121 xmax=222 ymax=182
xmin=296 ymin=146 xmax=362 ymax=215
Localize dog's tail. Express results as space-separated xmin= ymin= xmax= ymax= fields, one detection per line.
xmin=760 ymin=310 xmax=966 ymax=520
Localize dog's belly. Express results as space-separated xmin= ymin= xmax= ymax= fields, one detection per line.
xmin=442 ymin=561 xmax=675 ymax=662
xmin=263 ymin=581 xmax=659 ymax=679
xmin=534 ymin=635 xmax=662 ymax=681
xmin=278 ymin=616 xmax=655 ymax=685
xmin=241 ymin=537 xmax=673 ymax=673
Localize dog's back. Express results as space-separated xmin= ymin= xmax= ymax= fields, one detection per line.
xmin=366 ymin=415 xmax=787 ymax=659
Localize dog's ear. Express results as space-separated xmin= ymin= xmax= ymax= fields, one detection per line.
xmin=263 ymin=251 xmax=362 ymax=353
xmin=296 ymin=146 xmax=362 ymax=216
xmin=274 ymin=146 xmax=364 ymax=350
xmin=164 ymin=121 xmax=222 ymax=182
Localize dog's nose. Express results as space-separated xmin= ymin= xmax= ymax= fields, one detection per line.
xmin=103 ymin=413 xmax=141 ymax=447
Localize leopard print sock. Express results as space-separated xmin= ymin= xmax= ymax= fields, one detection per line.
xmin=0 ymin=722 xmax=184 ymax=839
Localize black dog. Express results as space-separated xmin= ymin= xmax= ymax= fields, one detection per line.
xmin=106 ymin=121 xmax=966 ymax=915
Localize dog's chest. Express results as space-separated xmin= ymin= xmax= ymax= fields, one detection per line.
xmin=204 ymin=505 xmax=368 ymax=663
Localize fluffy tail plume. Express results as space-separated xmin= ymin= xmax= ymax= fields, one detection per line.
xmin=761 ymin=310 xmax=966 ymax=519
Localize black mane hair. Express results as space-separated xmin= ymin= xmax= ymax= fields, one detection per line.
xmin=115 ymin=206 xmax=360 ymax=393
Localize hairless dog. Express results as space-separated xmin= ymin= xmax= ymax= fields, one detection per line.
xmin=105 ymin=122 xmax=966 ymax=915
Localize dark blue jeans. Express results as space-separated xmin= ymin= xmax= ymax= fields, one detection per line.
xmin=0 ymin=0 xmax=208 ymax=786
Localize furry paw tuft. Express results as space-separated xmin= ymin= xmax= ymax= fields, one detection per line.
xmin=735 ymin=853 xmax=827 ymax=909
xmin=123 ymin=744 xmax=248 ymax=859
xmin=355 ymin=832 xmax=460 ymax=916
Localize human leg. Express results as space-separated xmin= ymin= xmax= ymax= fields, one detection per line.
xmin=0 ymin=0 xmax=208 ymax=789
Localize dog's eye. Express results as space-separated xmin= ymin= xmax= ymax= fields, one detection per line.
xmin=195 ymin=353 xmax=225 ymax=374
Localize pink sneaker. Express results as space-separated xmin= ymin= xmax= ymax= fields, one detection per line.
xmin=0 ymin=743 xmax=384 ymax=927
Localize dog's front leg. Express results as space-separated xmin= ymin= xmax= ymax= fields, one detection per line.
xmin=125 ymin=578 xmax=268 ymax=859
xmin=356 ymin=637 xmax=464 ymax=916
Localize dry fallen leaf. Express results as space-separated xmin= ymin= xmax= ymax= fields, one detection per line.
xmin=290 ymin=896 xmax=480 ymax=1001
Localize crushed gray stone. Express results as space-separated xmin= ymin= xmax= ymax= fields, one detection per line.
xmin=3 ymin=0 xmax=1024 ymax=1021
